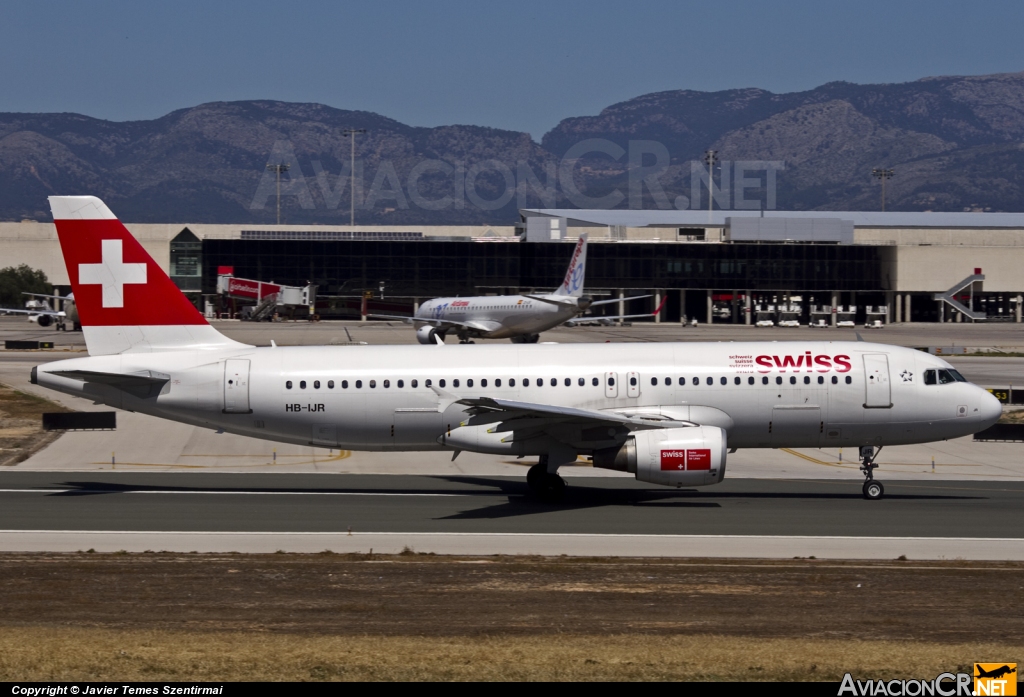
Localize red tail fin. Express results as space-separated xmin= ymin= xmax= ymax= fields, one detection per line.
xmin=49 ymin=196 xmax=243 ymax=355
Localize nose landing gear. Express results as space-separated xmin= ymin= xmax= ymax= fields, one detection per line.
xmin=859 ymin=446 xmax=884 ymax=500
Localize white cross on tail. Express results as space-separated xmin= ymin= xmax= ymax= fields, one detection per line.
xmin=78 ymin=239 xmax=147 ymax=308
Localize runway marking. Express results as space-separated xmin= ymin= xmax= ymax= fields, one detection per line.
xmin=780 ymin=449 xmax=980 ymax=469
xmin=0 ymin=489 xmax=469 ymax=497
xmin=88 ymin=450 xmax=353 ymax=469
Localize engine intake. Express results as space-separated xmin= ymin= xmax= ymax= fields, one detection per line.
xmin=593 ymin=426 xmax=727 ymax=487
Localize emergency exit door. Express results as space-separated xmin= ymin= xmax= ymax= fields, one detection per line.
xmin=223 ymin=359 xmax=251 ymax=413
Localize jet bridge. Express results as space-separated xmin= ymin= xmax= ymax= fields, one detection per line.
xmin=217 ymin=273 xmax=317 ymax=321
xmin=933 ymin=272 xmax=986 ymax=321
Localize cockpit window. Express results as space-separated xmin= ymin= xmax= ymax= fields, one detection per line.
xmin=924 ymin=370 xmax=936 ymax=385
xmin=948 ymin=369 xmax=968 ymax=382
xmin=937 ymin=369 xmax=957 ymax=384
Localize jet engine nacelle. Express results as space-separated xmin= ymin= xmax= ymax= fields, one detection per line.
xmin=593 ymin=426 xmax=727 ymax=487
xmin=33 ymin=314 xmax=53 ymax=328
xmin=416 ymin=326 xmax=443 ymax=345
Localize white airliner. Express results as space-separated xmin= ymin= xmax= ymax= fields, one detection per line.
xmin=32 ymin=197 xmax=1001 ymax=500
xmin=0 ymin=292 xmax=79 ymax=330
xmin=374 ymin=235 xmax=659 ymax=344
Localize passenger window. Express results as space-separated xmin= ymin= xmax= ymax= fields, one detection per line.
xmin=608 ymin=377 xmax=615 ymax=386
xmin=439 ymin=379 xmax=446 ymax=388
xmin=630 ymin=376 xmax=637 ymax=387
xmin=790 ymin=377 xmax=797 ymax=385
xmin=300 ymin=381 xmax=307 ymax=389
xmin=509 ymin=378 xmax=515 ymax=387
xmin=481 ymin=379 xmax=488 ymax=387
xmin=370 ymin=380 xmax=377 ymax=388
xmin=665 ymin=377 xmax=672 ymax=386
xmin=397 ymin=380 xmax=404 ymax=388
xmin=592 ymin=377 xmax=598 ymax=386
xmin=425 ymin=379 xmax=432 ymax=387
xmin=355 ymin=380 xmax=362 ymax=388
xmin=411 ymin=379 xmax=418 ymax=388
xmin=328 ymin=380 xmax=335 ymax=389
xmin=286 ymin=381 xmax=293 ymax=389
xmin=845 ymin=376 xmax=852 ymax=384
xmin=748 ymin=377 xmax=755 ymax=385
xmin=924 ymin=370 xmax=937 ymax=385
xmin=383 ymin=380 xmax=390 ymax=388
xmin=762 ymin=377 xmax=768 ymax=385
xmin=734 ymin=377 xmax=740 ymax=385
xmin=453 ymin=379 xmax=460 ymax=388
xmin=564 ymin=378 xmax=570 ymax=387
xmin=938 ymin=370 xmax=957 ymax=384
xmin=776 ymin=377 xmax=782 ymax=385
xmin=314 ymin=380 xmax=320 ymax=389
xmin=524 ymin=378 xmax=530 ymax=387
xmin=551 ymin=378 xmax=557 ymax=387
xmin=536 ymin=378 xmax=543 ymax=387
xmin=578 ymin=378 xmax=585 ymax=386
xmin=706 ymin=377 xmax=713 ymax=386
xmin=720 ymin=377 xmax=727 ymax=386
xmin=342 ymin=380 xmax=349 ymax=389
xmin=692 ymin=377 xmax=699 ymax=386
xmin=831 ymin=376 xmax=837 ymax=385
xmin=651 ymin=377 xmax=658 ymax=386
xmin=467 ymin=379 xmax=474 ymax=388
xmin=817 ymin=376 xmax=823 ymax=385
xmin=803 ymin=376 xmax=810 ymax=385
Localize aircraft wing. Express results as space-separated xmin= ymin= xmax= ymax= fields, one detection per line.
xmin=22 ymin=292 xmax=72 ymax=301
xmin=565 ymin=296 xmax=667 ymax=326
xmin=455 ymin=396 xmax=689 ymax=431
xmin=0 ymin=308 xmax=65 ymax=317
xmin=586 ymin=294 xmax=651 ymax=307
xmin=380 ymin=315 xmax=503 ymax=335
xmin=368 ymin=313 xmax=416 ymax=324
xmin=522 ymin=294 xmax=578 ymax=308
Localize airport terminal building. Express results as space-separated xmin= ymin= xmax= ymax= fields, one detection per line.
xmin=4 ymin=208 xmax=1024 ymax=324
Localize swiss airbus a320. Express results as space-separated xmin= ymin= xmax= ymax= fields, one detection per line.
xmin=32 ymin=197 xmax=1001 ymax=500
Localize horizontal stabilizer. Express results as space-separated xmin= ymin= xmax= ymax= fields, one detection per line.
xmin=50 ymin=369 xmax=170 ymax=387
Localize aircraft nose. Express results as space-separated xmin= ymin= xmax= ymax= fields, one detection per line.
xmin=977 ymin=388 xmax=1002 ymax=427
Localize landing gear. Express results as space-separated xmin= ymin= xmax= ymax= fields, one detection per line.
xmin=859 ymin=445 xmax=884 ymax=500
xmin=862 ymin=480 xmax=884 ymax=500
xmin=527 ymin=462 xmax=566 ymax=502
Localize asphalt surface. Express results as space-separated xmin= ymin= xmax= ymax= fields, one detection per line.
xmin=0 ymin=472 xmax=1021 ymax=538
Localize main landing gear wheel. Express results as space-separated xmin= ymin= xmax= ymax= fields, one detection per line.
xmin=862 ymin=480 xmax=884 ymax=500
xmin=527 ymin=463 xmax=566 ymax=502
xmin=859 ymin=445 xmax=885 ymax=500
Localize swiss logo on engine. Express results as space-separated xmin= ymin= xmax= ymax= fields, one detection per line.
xmin=659 ymin=449 xmax=712 ymax=471
xmin=660 ymin=450 xmax=687 ymax=470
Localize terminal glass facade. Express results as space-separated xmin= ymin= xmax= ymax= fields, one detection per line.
xmin=202 ymin=239 xmax=886 ymax=298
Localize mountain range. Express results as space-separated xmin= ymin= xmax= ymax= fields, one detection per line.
xmin=2 ymin=71 xmax=1023 ymax=224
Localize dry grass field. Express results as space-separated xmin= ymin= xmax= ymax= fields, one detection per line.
xmin=0 ymin=382 xmax=67 ymax=466
xmin=0 ymin=553 xmax=1021 ymax=681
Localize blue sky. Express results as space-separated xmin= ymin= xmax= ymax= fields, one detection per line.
xmin=1 ymin=0 xmax=1022 ymax=139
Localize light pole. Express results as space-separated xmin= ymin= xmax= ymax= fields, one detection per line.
xmin=342 ymin=128 xmax=367 ymax=226
xmin=266 ymin=163 xmax=290 ymax=225
xmin=703 ymin=150 xmax=718 ymax=222
xmin=872 ymin=168 xmax=894 ymax=211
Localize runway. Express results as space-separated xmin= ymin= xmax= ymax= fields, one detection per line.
xmin=1 ymin=472 xmax=1022 ymax=559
